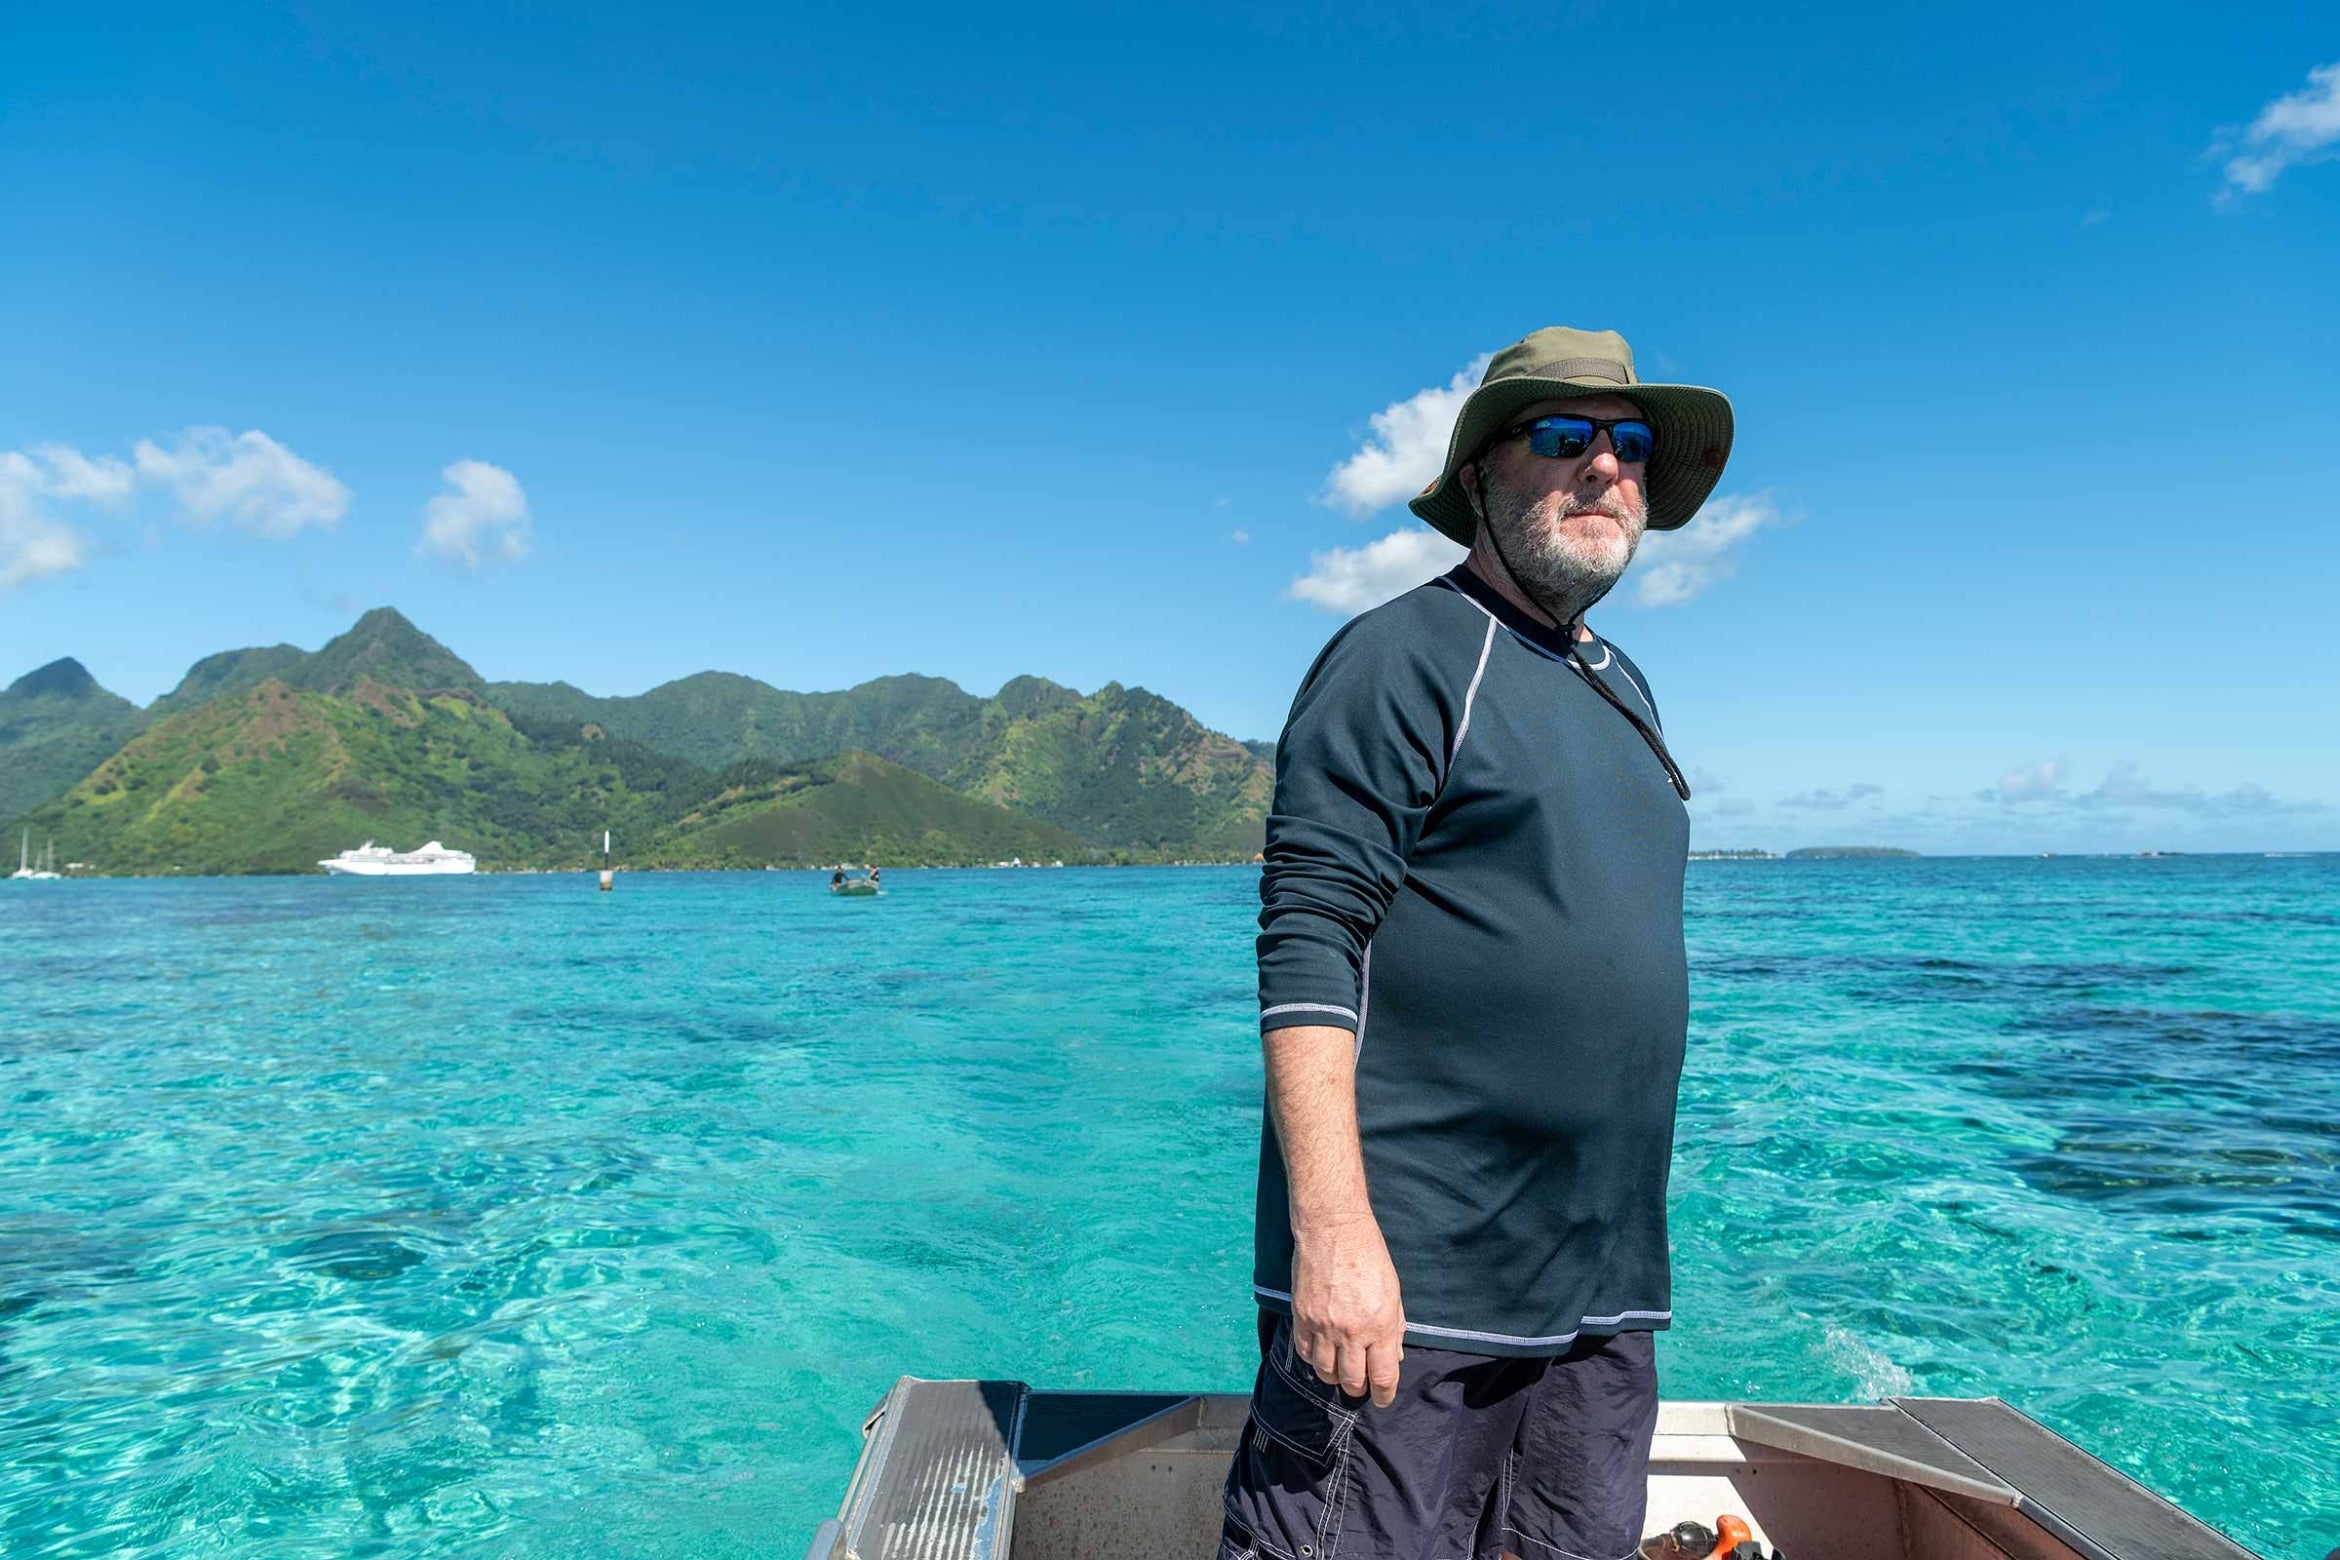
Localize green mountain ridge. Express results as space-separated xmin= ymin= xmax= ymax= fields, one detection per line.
xmin=649 ymin=750 xmax=1089 ymax=868
xmin=487 ymin=667 xmax=1265 ymax=852
xmin=4 ymin=607 xmax=1275 ymax=872
xmin=22 ymin=676 xmax=680 ymax=875
xmin=0 ymin=658 xmax=153 ymax=820
xmin=151 ymin=608 xmax=484 ymax=713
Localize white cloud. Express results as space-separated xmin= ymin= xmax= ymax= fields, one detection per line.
xmin=133 ymin=427 xmax=349 ymax=536
xmin=0 ymin=512 xmax=84 ymax=589
xmin=1630 ymin=492 xmax=1780 ymax=607
xmin=2219 ymin=62 xmax=2340 ymax=197
xmin=1985 ymin=758 xmax=2311 ymax=819
xmin=1782 ymin=783 xmax=1884 ymax=811
xmin=1994 ymin=758 xmax=2067 ymax=802
xmin=1321 ymin=356 xmax=1491 ymax=516
xmin=1 ymin=445 xmax=140 ymax=592
xmin=419 ymin=459 xmax=531 ymax=568
xmin=28 ymin=444 xmax=137 ymax=503
xmin=1288 ymin=526 xmax=1466 ymax=615
xmin=1 ymin=428 xmax=347 ymax=594
xmin=1231 ymin=528 xmax=1251 ymax=545
xmin=0 ymin=458 xmax=89 ymax=591
xmin=2080 ymin=761 xmax=2308 ymax=817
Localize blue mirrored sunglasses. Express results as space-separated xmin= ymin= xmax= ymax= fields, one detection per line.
xmin=1499 ymin=414 xmax=1655 ymax=464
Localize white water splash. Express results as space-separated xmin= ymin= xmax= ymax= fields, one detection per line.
xmin=1821 ymin=1323 xmax=1915 ymax=1399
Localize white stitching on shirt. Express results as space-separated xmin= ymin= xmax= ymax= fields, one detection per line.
xmin=1449 ymin=616 xmax=1499 ymax=763
xmin=1601 ymin=651 xmax=1661 ymax=728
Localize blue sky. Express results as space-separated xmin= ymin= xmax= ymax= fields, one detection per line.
xmin=4 ymin=2 xmax=2336 ymax=853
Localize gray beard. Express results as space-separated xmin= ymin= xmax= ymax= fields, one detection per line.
xmin=1480 ymin=476 xmax=1644 ymax=625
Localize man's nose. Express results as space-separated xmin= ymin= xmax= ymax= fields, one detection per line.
xmin=1585 ymin=441 xmax=1622 ymax=482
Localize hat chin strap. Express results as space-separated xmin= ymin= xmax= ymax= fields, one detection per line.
xmin=1470 ymin=481 xmax=1583 ymax=639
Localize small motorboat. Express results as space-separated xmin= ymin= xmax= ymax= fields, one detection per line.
xmin=806 ymin=1377 xmax=2258 ymax=1560
xmin=828 ymin=867 xmax=882 ymax=897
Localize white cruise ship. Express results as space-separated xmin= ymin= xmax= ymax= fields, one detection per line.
xmin=318 ymin=840 xmax=477 ymax=876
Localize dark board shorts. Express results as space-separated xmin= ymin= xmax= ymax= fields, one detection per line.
xmin=1220 ymin=1311 xmax=1660 ymax=1560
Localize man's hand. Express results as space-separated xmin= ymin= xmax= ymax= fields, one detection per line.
xmin=1263 ymin=1022 xmax=1407 ymax=1409
xmin=1291 ymin=1211 xmax=1406 ymax=1407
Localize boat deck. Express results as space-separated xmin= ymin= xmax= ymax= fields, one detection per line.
xmin=809 ymin=1379 xmax=2260 ymax=1560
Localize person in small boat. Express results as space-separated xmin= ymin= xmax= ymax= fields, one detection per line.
xmin=830 ymin=868 xmax=846 ymax=888
xmin=866 ymin=865 xmax=880 ymax=886
xmin=1225 ymin=327 xmax=1730 ymax=1560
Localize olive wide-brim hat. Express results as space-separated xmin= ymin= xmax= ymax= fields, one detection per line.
xmin=1408 ymin=326 xmax=1734 ymax=547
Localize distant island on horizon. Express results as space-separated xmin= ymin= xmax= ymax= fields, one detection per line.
xmin=0 ymin=608 xmax=1276 ymax=876
xmin=1785 ymin=845 xmax=1924 ymax=859
xmin=1689 ymin=846 xmax=1925 ymax=861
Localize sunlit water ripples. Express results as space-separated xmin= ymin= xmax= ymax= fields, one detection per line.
xmin=2 ymin=859 xmax=2335 ymax=1557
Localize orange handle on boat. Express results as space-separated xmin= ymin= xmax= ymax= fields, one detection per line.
xmin=1708 ymin=1516 xmax=1752 ymax=1560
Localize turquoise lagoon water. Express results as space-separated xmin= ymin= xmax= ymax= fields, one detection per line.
xmin=2 ymin=859 xmax=2336 ymax=1557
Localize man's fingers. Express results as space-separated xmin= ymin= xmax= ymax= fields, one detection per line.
xmin=1367 ymin=1338 xmax=1404 ymax=1408
xmin=1335 ymin=1339 xmax=1370 ymax=1399
xmin=1300 ymin=1326 xmax=1340 ymax=1386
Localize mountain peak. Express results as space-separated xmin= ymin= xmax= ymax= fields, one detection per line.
xmin=349 ymin=606 xmax=420 ymax=634
xmin=992 ymin=675 xmax=1080 ymax=718
xmin=310 ymin=607 xmax=483 ymax=694
xmin=153 ymin=644 xmax=309 ymax=714
xmin=6 ymin=657 xmax=102 ymax=700
xmin=0 ymin=658 xmax=148 ymax=821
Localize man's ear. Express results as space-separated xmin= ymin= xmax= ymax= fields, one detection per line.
xmin=1458 ymin=463 xmax=1483 ymax=521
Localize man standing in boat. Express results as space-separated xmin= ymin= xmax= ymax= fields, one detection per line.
xmin=1224 ymin=327 xmax=1731 ymax=1560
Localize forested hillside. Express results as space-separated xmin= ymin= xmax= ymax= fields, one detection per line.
xmin=3 ymin=608 xmax=1274 ymax=872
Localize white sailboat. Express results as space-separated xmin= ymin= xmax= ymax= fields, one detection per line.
xmin=10 ymin=831 xmax=61 ymax=881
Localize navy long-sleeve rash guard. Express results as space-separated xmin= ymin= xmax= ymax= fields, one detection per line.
xmin=1254 ymin=565 xmax=1690 ymax=1358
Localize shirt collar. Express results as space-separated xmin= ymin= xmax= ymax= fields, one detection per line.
xmin=1439 ymin=564 xmax=1592 ymax=660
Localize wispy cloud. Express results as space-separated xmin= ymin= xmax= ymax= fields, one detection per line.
xmin=0 ymin=454 xmax=94 ymax=590
xmin=2217 ymin=62 xmax=2340 ymax=198
xmin=133 ymin=428 xmax=348 ymax=537
xmin=1992 ymin=758 xmax=2067 ymax=803
xmin=1321 ymin=357 xmax=1489 ymax=515
xmin=4 ymin=431 xmax=345 ymax=593
xmin=28 ymin=445 xmax=137 ymax=504
xmin=1781 ymin=783 xmax=1884 ymax=811
xmin=2080 ymin=761 xmax=2311 ymax=818
xmin=1686 ymin=769 xmax=1756 ymax=820
xmin=418 ymin=459 xmax=531 ymax=568
xmin=1631 ymin=492 xmax=1782 ymax=607
xmin=1985 ymin=757 xmax=2315 ymax=820
xmin=1288 ymin=526 xmax=1466 ymax=614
